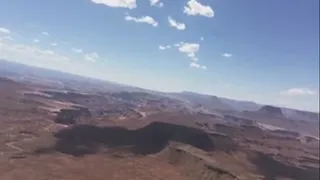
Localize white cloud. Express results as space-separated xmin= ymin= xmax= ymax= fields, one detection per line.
xmin=0 ymin=36 xmax=13 ymax=41
xmin=178 ymin=42 xmax=200 ymax=56
xmin=33 ymin=39 xmax=40 ymax=43
xmin=150 ymin=0 xmax=163 ymax=8
xmin=71 ymin=48 xmax=83 ymax=53
xmin=0 ymin=27 xmax=10 ymax=34
xmin=0 ymin=41 xmax=70 ymax=63
xmin=190 ymin=62 xmax=206 ymax=69
xmin=159 ymin=45 xmax=171 ymax=50
xmin=84 ymin=52 xmax=99 ymax=62
xmin=159 ymin=45 xmax=165 ymax=50
xmin=184 ymin=0 xmax=214 ymax=18
xmin=0 ymin=41 xmax=110 ymax=85
xmin=177 ymin=42 xmax=206 ymax=68
xmin=125 ymin=15 xmax=158 ymax=27
xmin=90 ymin=0 xmax=136 ymax=9
xmin=187 ymin=53 xmax=198 ymax=61
xmin=280 ymin=88 xmax=317 ymax=96
xmin=51 ymin=42 xmax=58 ymax=46
xmin=222 ymin=53 xmax=232 ymax=58
xmin=176 ymin=42 xmax=200 ymax=61
xmin=200 ymin=37 xmax=204 ymax=41
xmin=41 ymin=32 xmax=49 ymax=36
xmin=168 ymin=17 xmax=186 ymax=30
xmin=159 ymin=41 xmax=206 ymax=69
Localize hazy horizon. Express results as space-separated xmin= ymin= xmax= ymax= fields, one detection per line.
xmin=1 ymin=59 xmax=319 ymax=113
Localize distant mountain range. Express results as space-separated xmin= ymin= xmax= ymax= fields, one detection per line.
xmin=167 ymin=91 xmax=235 ymax=111
xmin=0 ymin=59 xmax=319 ymax=122
xmin=166 ymin=91 xmax=318 ymax=122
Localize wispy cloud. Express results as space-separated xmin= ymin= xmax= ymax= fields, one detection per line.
xmin=41 ymin=31 xmax=49 ymax=36
xmin=90 ymin=0 xmax=137 ymax=9
xmin=51 ymin=42 xmax=58 ymax=46
xmin=280 ymin=88 xmax=317 ymax=96
xmin=200 ymin=37 xmax=204 ymax=41
xmin=174 ymin=42 xmax=183 ymax=47
xmin=159 ymin=45 xmax=171 ymax=50
xmin=150 ymin=0 xmax=163 ymax=7
xmin=84 ymin=52 xmax=99 ymax=62
xmin=0 ymin=27 xmax=10 ymax=34
xmin=184 ymin=0 xmax=214 ymax=18
xmin=33 ymin=39 xmax=40 ymax=43
xmin=0 ymin=41 xmax=70 ymax=63
xmin=0 ymin=38 xmax=106 ymax=82
xmin=222 ymin=53 xmax=232 ymax=58
xmin=175 ymin=42 xmax=207 ymax=69
xmin=178 ymin=42 xmax=200 ymax=61
xmin=0 ymin=36 xmax=13 ymax=41
xmin=168 ymin=16 xmax=186 ymax=30
xmin=71 ymin=48 xmax=83 ymax=53
xmin=43 ymin=50 xmax=54 ymax=55
xmin=190 ymin=62 xmax=206 ymax=69
xmin=125 ymin=15 xmax=158 ymax=27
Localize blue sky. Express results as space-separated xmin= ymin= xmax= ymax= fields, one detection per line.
xmin=0 ymin=0 xmax=319 ymax=112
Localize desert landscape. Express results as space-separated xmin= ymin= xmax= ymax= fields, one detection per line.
xmin=0 ymin=60 xmax=319 ymax=180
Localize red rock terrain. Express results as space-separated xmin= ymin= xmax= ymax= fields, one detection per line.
xmin=0 ymin=77 xmax=318 ymax=180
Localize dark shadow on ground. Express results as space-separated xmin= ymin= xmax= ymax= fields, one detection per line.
xmin=36 ymin=122 xmax=236 ymax=157
xmin=249 ymin=151 xmax=319 ymax=180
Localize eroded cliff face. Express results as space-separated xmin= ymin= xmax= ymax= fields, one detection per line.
xmin=248 ymin=152 xmax=319 ymax=180
xmin=54 ymin=107 xmax=91 ymax=125
xmin=157 ymin=143 xmax=320 ymax=180
xmin=158 ymin=144 xmax=239 ymax=180
xmin=258 ymin=105 xmax=284 ymax=117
